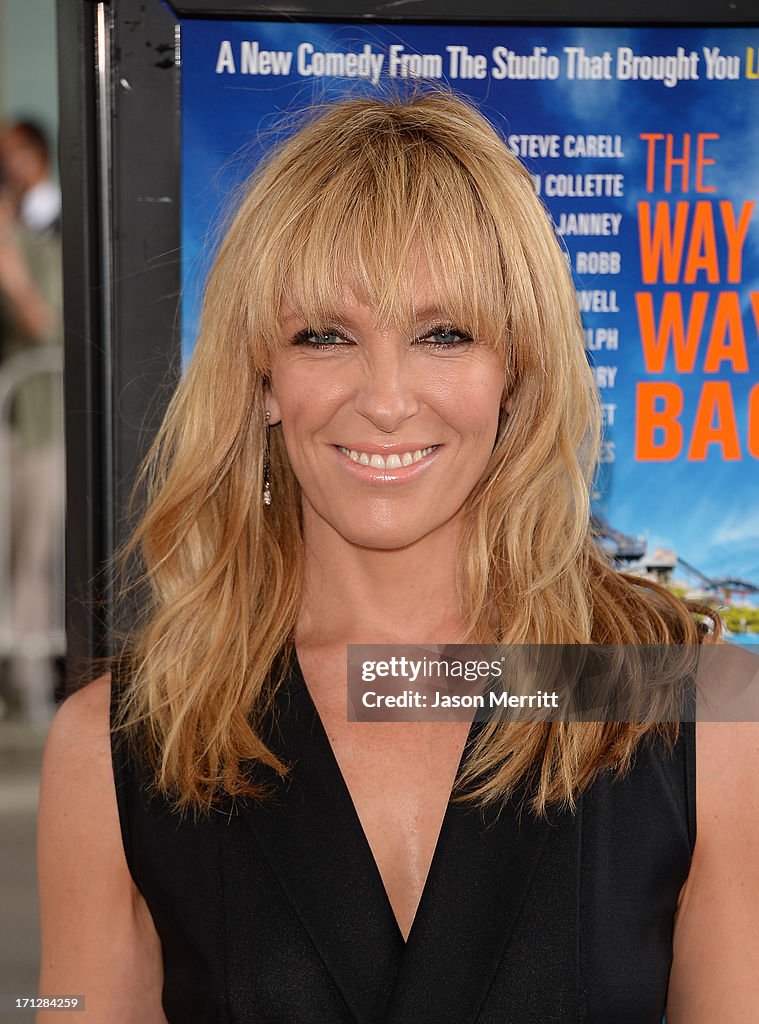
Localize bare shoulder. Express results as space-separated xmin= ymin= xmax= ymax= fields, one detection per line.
xmin=39 ymin=674 xmax=118 ymax=862
xmin=689 ymin=642 xmax=759 ymax=837
xmin=666 ymin=714 xmax=759 ymax=1022
xmin=37 ymin=673 xmax=167 ymax=1022
xmin=693 ymin=639 xmax=759 ymax=832
xmin=42 ymin=673 xmax=113 ymax=776
xmin=693 ymin=717 xmax=759 ymax=867
xmin=696 ymin=718 xmax=759 ymax=788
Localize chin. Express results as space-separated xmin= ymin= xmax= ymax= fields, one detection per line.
xmin=332 ymin=517 xmax=440 ymax=553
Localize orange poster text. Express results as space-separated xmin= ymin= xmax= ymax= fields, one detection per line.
xmin=635 ymin=381 xmax=759 ymax=461
xmin=638 ymin=200 xmax=754 ymax=284
xmin=635 ymin=291 xmax=758 ymax=373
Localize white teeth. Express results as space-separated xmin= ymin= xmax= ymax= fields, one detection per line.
xmin=338 ymin=445 xmax=437 ymax=468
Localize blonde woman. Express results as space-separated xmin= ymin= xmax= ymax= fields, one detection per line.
xmin=37 ymin=92 xmax=758 ymax=1022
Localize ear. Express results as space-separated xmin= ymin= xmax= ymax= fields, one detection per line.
xmin=501 ymin=368 xmax=517 ymax=416
xmin=264 ymin=381 xmax=282 ymax=426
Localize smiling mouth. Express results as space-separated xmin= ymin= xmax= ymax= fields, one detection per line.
xmin=336 ymin=445 xmax=439 ymax=469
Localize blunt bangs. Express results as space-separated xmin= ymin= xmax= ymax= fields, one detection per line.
xmin=238 ymin=98 xmax=531 ymax=361
xmin=278 ymin=149 xmax=510 ymax=348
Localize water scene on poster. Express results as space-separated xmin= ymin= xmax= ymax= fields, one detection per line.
xmin=181 ymin=21 xmax=759 ymax=639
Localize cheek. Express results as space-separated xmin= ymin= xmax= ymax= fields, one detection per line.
xmin=270 ymin=364 xmax=332 ymax=421
xmin=272 ymin=368 xmax=351 ymax=446
xmin=471 ymin=388 xmax=506 ymax=456
xmin=451 ymin=368 xmax=506 ymax=437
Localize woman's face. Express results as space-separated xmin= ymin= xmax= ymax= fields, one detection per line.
xmin=266 ymin=267 xmax=506 ymax=551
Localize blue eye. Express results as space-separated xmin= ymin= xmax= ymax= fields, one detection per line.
xmin=291 ymin=328 xmax=348 ymax=349
xmin=419 ymin=327 xmax=473 ymax=348
xmin=288 ymin=324 xmax=473 ymax=349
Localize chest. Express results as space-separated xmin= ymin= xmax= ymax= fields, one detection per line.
xmin=119 ymin=668 xmax=695 ymax=1023
xmin=297 ymin=646 xmax=474 ymax=941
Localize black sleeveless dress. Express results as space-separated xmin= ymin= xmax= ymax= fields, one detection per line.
xmin=110 ymin=652 xmax=694 ymax=1023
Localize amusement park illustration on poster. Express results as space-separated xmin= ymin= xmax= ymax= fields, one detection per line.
xmin=179 ymin=20 xmax=759 ymax=641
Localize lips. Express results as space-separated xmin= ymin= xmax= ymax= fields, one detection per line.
xmin=336 ymin=445 xmax=438 ymax=469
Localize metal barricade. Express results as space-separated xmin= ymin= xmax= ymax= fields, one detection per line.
xmin=0 ymin=346 xmax=65 ymax=663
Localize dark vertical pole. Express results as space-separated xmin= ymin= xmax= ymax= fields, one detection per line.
xmin=107 ymin=0 xmax=182 ymax=650
xmin=58 ymin=0 xmax=108 ymax=689
xmin=58 ymin=0 xmax=181 ymax=690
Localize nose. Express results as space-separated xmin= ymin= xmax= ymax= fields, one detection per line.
xmin=352 ymin=341 xmax=421 ymax=433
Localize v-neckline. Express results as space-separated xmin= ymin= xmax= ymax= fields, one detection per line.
xmin=239 ymin=647 xmax=560 ymax=1024
xmin=289 ymin=646 xmax=484 ymax=946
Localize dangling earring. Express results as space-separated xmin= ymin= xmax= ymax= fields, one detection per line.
xmin=263 ymin=410 xmax=272 ymax=506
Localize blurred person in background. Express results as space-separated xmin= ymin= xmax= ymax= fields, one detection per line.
xmin=0 ymin=119 xmax=64 ymax=725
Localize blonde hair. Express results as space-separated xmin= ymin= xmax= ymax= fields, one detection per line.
xmin=113 ymin=89 xmax=719 ymax=814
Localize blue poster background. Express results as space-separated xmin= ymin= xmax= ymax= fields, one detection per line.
xmin=181 ymin=20 xmax=759 ymax=631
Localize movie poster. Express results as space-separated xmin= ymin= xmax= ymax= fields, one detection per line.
xmin=181 ymin=22 xmax=759 ymax=640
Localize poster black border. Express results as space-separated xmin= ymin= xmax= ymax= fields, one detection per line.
xmin=165 ymin=0 xmax=756 ymax=26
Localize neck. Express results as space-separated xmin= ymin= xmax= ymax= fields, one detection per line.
xmin=296 ymin=507 xmax=469 ymax=649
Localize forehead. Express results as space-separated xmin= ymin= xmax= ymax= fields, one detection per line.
xmin=275 ymin=250 xmax=505 ymax=340
xmin=245 ymin=164 xmax=515 ymax=358
xmin=280 ymin=262 xmax=460 ymax=330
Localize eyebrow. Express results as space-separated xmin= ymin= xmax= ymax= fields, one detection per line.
xmin=281 ymin=306 xmax=457 ymax=329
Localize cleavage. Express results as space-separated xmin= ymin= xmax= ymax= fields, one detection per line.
xmin=294 ymin=647 xmax=474 ymax=941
